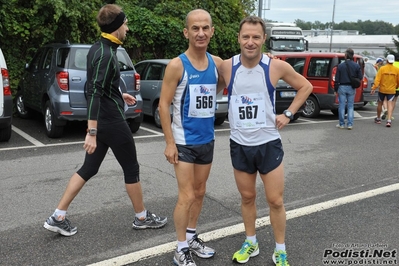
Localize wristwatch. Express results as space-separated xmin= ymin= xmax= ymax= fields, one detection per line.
xmin=283 ymin=110 xmax=293 ymax=120
xmin=87 ymin=128 xmax=97 ymax=136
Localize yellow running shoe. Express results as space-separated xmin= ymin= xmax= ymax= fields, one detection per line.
xmin=232 ymin=239 xmax=259 ymax=264
xmin=272 ymin=249 xmax=290 ymax=266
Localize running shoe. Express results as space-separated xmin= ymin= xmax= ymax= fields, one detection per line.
xmin=347 ymin=126 xmax=353 ymax=130
xmin=132 ymin=210 xmax=167 ymax=229
xmin=272 ymin=249 xmax=290 ymax=266
xmin=232 ymin=239 xmax=259 ymax=264
xmin=188 ymin=234 xmax=215 ymax=258
xmin=374 ymin=117 xmax=381 ymax=124
xmin=336 ymin=124 xmax=344 ymax=129
xmin=386 ymin=121 xmax=392 ymax=127
xmin=174 ymin=247 xmax=196 ymax=266
xmin=43 ymin=215 xmax=77 ymax=236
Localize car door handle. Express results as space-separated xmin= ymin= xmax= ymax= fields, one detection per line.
xmin=71 ymin=77 xmax=81 ymax=82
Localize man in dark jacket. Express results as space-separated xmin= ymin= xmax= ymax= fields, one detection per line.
xmin=334 ymin=48 xmax=363 ymax=130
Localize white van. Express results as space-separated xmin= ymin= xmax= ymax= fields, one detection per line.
xmin=0 ymin=48 xmax=12 ymax=141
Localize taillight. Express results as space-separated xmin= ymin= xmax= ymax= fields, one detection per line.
xmin=363 ymin=76 xmax=368 ymax=89
xmin=56 ymin=71 xmax=69 ymax=91
xmin=135 ymin=73 xmax=140 ymax=91
xmin=330 ymin=66 xmax=337 ymax=89
xmin=223 ymin=87 xmax=228 ymax=95
xmin=1 ymin=68 xmax=11 ymax=96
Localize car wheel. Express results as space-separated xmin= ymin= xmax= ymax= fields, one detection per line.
xmin=153 ymin=105 xmax=162 ymax=128
xmin=128 ymin=119 xmax=141 ymax=133
xmin=0 ymin=125 xmax=11 ymax=142
xmin=44 ymin=101 xmax=64 ymax=138
xmin=15 ymin=91 xmax=32 ymax=119
xmin=301 ymin=96 xmax=320 ymax=118
xmin=214 ymin=116 xmax=225 ymax=125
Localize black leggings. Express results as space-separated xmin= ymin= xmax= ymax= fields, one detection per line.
xmin=77 ymin=121 xmax=140 ymax=184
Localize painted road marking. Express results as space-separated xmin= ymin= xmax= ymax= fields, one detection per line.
xmin=87 ymin=183 xmax=399 ymax=266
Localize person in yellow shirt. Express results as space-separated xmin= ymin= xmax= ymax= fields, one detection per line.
xmin=392 ymin=53 xmax=399 ymax=115
xmin=371 ymin=54 xmax=399 ymax=127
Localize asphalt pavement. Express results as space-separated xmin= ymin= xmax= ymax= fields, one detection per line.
xmin=1 ymin=105 xmax=398 ymax=266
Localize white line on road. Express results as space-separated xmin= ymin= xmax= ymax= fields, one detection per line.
xmin=12 ymin=125 xmax=45 ymax=146
xmin=138 ymin=126 xmax=164 ymax=135
xmin=87 ymin=183 xmax=399 ymax=266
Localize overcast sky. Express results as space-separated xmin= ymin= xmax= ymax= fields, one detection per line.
xmin=257 ymin=0 xmax=399 ymax=26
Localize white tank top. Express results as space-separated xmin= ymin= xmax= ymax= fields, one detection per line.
xmin=227 ymin=54 xmax=281 ymax=146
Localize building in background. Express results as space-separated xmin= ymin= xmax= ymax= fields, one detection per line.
xmin=303 ymin=29 xmax=397 ymax=60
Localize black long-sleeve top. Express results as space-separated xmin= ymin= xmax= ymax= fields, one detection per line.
xmin=86 ymin=37 xmax=126 ymax=124
xmin=334 ymin=59 xmax=363 ymax=91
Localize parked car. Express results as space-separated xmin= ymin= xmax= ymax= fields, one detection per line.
xmin=134 ymin=59 xmax=228 ymax=127
xmin=363 ymin=62 xmax=378 ymax=105
xmin=0 ymin=48 xmax=12 ymax=141
xmin=276 ymin=52 xmax=365 ymax=118
xmin=16 ymin=41 xmax=143 ymax=138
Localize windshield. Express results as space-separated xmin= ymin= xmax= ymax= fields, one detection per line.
xmin=270 ymin=39 xmax=305 ymax=51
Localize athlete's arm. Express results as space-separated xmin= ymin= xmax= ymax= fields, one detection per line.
xmin=219 ymin=58 xmax=232 ymax=89
xmin=270 ymin=59 xmax=313 ymax=115
xmin=212 ymin=55 xmax=226 ymax=93
xmin=159 ymin=57 xmax=182 ymax=164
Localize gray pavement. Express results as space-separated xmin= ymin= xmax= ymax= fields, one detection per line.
xmin=1 ymin=106 xmax=398 ymax=266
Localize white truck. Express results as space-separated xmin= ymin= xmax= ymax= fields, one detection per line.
xmin=265 ymin=22 xmax=308 ymax=54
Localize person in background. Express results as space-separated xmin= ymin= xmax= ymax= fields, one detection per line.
xmin=374 ymin=57 xmax=384 ymax=71
xmin=374 ymin=58 xmax=390 ymax=117
xmin=390 ymin=53 xmax=399 ymax=116
xmin=43 ymin=4 xmax=167 ymax=237
xmin=159 ymin=9 xmax=224 ymax=266
xmin=371 ymin=54 xmax=399 ymax=127
xmin=334 ymin=48 xmax=363 ymax=130
xmin=219 ymin=16 xmax=312 ymax=266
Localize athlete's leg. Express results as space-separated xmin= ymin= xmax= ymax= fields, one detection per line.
xmin=234 ymin=169 xmax=258 ymax=236
xmin=260 ymin=163 xmax=286 ymax=244
xmin=187 ymin=163 xmax=212 ymax=229
xmin=174 ymin=161 xmax=197 ymax=241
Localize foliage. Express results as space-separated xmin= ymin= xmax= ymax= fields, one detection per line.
xmin=0 ymin=0 xmax=252 ymax=92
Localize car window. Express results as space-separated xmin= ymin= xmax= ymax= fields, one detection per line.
xmin=73 ymin=48 xmax=88 ymax=69
xmin=134 ymin=62 xmax=148 ymax=77
xmin=29 ymin=49 xmax=44 ymax=71
xmin=308 ymin=58 xmax=331 ymax=77
xmin=286 ymin=57 xmax=306 ymax=74
xmin=145 ymin=64 xmax=164 ymax=80
xmin=57 ymin=48 xmax=70 ymax=68
xmin=116 ymin=51 xmax=134 ymax=71
xmin=42 ymin=48 xmax=53 ymax=70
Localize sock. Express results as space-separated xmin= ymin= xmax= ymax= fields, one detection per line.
xmin=276 ymin=242 xmax=286 ymax=252
xmin=52 ymin=209 xmax=66 ymax=221
xmin=177 ymin=240 xmax=189 ymax=252
xmin=135 ymin=210 xmax=147 ymax=220
xmin=186 ymin=228 xmax=196 ymax=241
xmin=246 ymin=235 xmax=257 ymax=244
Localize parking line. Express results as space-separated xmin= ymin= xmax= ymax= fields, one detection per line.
xmin=12 ymin=125 xmax=45 ymax=146
xmin=87 ymin=183 xmax=399 ymax=266
xmin=138 ymin=126 xmax=164 ymax=135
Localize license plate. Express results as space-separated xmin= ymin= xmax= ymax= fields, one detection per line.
xmin=280 ymin=91 xmax=296 ymax=98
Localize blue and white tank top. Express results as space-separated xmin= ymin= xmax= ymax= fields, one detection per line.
xmin=227 ymin=54 xmax=281 ymax=146
xmin=172 ymin=52 xmax=218 ymax=145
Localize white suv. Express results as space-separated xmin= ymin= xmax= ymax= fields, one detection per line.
xmin=0 ymin=48 xmax=12 ymax=141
